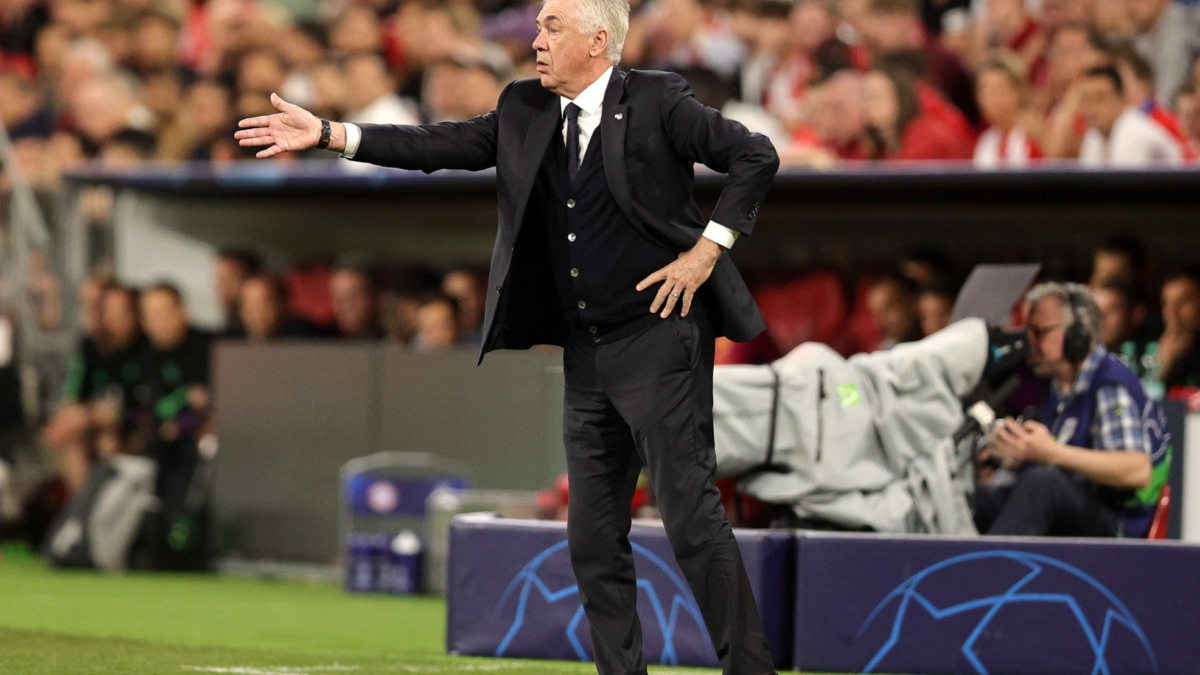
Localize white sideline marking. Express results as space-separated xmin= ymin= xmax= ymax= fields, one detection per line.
xmin=183 ymin=666 xmax=360 ymax=674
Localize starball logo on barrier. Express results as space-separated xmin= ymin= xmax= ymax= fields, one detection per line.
xmin=857 ymin=550 xmax=1158 ymax=675
xmin=490 ymin=540 xmax=712 ymax=666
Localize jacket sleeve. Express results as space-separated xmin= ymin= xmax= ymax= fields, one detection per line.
xmin=350 ymin=82 xmax=513 ymax=173
xmin=660 ymin=72 xmax=779 ymax=237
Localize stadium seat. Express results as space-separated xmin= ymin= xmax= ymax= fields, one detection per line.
xmin=1147 ymin=484 xmax=1171 ymax=540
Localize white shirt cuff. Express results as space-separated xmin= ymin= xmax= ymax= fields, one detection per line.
xmin=702 ymin=221 xmax=739 ymax=249
xmin=341 ymin=123 xmax=362 ymax=159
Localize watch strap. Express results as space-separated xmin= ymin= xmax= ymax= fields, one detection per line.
xmin=316 ymin=118 xmax=331 ymax=150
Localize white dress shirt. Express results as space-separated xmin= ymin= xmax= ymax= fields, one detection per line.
xmin=342 ymin=67 xmax=739 ymax=249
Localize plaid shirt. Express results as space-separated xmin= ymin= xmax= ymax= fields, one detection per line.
xmin=1050 ymin=346 xmax=1155 ymax=459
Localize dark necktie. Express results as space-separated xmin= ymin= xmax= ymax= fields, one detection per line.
xmin=565 ymin=103 xmax=581 ymax=182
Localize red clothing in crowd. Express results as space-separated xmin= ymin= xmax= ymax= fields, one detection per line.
xmin=892 ymin=112 xmax=976 ymax=160
xmin=1144 ymin=100 xmax=1198 ymax=161
xmin=974 ymin=127 xmax=1044 ymax=168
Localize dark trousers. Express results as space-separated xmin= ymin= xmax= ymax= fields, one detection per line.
xmin=562 ymin=309 xmax=775 ymax=675
xmin=975 ymin=465 xmax=1120 ymax=537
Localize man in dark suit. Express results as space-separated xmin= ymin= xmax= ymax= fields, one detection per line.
xmin=237 ymin=0 xmax=779 ymax=672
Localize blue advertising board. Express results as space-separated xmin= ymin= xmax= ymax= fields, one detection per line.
xmin=445 ymin=515 xmax=795 ymax=669
xmin=794 ymin=532 xmax=1200 ymax=675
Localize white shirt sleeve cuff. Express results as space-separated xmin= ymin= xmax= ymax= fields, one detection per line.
xmin=341 ymin=123 xmax=362 ymax=159
xmin=702 ymin=221 xmax=739 ymax=249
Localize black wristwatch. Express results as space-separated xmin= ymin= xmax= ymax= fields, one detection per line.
xmin=316 ymin=118 xmax=332 ymax=150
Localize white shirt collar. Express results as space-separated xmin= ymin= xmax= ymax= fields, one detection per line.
xmin=560 ymin=66 xmax=614 ymax=116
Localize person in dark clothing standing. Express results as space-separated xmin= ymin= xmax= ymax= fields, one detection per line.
xmin=234 ymin=0 xmax=780 ymax=671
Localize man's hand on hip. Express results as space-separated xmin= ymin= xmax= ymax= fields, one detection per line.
xmin=234 ymin=93 xmax=346 ymax=158
xmin=637 ymin=237 xmax=723 ymax=319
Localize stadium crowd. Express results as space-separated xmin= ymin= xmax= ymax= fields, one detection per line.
xmin=3 ymin=0 xmax=1200 ymax=186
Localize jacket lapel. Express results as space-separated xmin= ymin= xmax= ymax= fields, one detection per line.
xmin=511 ymin=94 xmax=560 ymax=240
xmin=599 ymin=69 xmax=641 ymax=232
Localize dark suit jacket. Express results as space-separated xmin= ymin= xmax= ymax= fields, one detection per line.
xmin=352 ymin=68 xmax=779 ymax=361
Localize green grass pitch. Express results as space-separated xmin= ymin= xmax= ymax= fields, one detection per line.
xmin=0 ymin=544 xmax=881 ymax=674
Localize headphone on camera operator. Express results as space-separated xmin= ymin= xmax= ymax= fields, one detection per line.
xmin=1059 ymin=283 xmax=1097 ymax=368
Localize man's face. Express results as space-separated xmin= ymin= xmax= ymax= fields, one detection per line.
xmin=416 ymin=301 xmax=459 ymax=350
xmin=214 ymin=257 xmax=249 ymax=314
xmin=1163 ymin=278 xmax=1200 ymax=335
xmin=813 ymin=72 xmax=864 ymax=145
xmin=101 ymin=290 xmax=139 ymax=349
xmin=533 ymin=0 xmax=603 ymax=96
xmin=863 ymin=10 xmax=919 ymax=54
xmin=1094 ymin=287 xmax=1133 ymax=350
xmin=1026 ymin=297 xmax=1069 ymax=377
xmin=141 ymin=290 xmax=189 ymax=350
xmin=918 ymin=292 xmax=953 ymax=337
xmin=861 ymin=71 xmax=900 ymax=132
xmin=867 ymin=279 xmax=917 ymax=342
xmin=1091 ymin=251 xmax=1134 ymax=287
xmin=331 ymin=270 xmax=375 ymax=336
xmin=1079 ymin=75 xmax=1126 ymax=135
xmin=240 ymin=279 xmax=283 ymax=340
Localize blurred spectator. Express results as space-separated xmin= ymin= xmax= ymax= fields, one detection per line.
xmin=1130 ymin=0 xmax=1200 ymax=109
xmin=213 ymin=249 xmax=261 ymax=337
xmin=917 ymin=279 xmax=956 ymax=337
xmin=422 ymin=57 xmax=505 ymax=122
xmin=862 ymin=0 xmax=978 ymax=125
xmin=278 ymin=22 xmax=328 ymax=109
xmin=330 ymin=266 xmax=382 ymax=339
xmin=131 ymin=282 xmax=212 ymax=450
xmin=970 ymin=0 xmax=1046 ymax=78
xmin=343 ymin=52 xmax=420 ymax=126
xmin=238 ymin=273 xmax=319 ymax=340
xmin=974 ymin=56 xmax=1043 ymax=168
xmin=1090 ymin=233 xmax=1149 ymax=289
xmin=100 ymin=128 xmax=157 ymax=167
xmin=1041 ymin=23 xmax=1107 ymax=159
xmin=866 ymin=270 xmax=922 ymax=348
xmin=1159 ymin=268 xmax=1200 ymax=390
xmin=1112 ymin=46 xmax=1197 ymax=159
xmin=237 ymin=47 xmax=288 ymax=96
xmin=441 ymin=268 xmax=484 ymax=344
xmin=412 ymin=293 xmax=463 ymax=352
xmin=0 ymin=71 xmax=52 ymax=139
xmin=1094 ymin=277 xmax=1149 ymax=354
xmin=1078 ymin=65 xmax=1185 ymax=166
xmin=130 ymin=11 xmax=188 ymax=79
xmin=861 ymin=64 xmax=974 ymax=159
xmin=71 ymin=71 xmax=155 ymax=153
xmin=629 ymin=0 xmax=746 ymax=80
xmin=788 ymin=68 xmax=868 ymax=162
xmin=727 ymin=0 xmax=794 ymax=108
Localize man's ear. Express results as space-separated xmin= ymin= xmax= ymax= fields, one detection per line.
xmin=591 ymin=29 xmax=609 ymax=59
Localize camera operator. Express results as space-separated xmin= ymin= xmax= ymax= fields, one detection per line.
xmin=975 ymin=283 xmax=1169 ymax=538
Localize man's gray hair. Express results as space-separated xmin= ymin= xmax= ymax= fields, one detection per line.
xmin=573 ymin=0 xmax=630 ymax=64
xmin=1025 ymin=282 xmax=1102 ymax=347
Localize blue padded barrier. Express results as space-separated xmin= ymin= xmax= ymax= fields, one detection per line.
xmin=445 ymin=515 xmax=795 ymax=669
xmin=794 ymin=532 xmax=1200 ymax=675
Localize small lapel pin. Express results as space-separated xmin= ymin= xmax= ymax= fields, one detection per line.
xmin=614 ymin=113 xmax=623 ymax=120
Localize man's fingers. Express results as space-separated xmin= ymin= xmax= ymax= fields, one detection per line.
xmin=270 ymin=92 xmax=294 ymax=113
xmin=255 ymin=145 xmax=282 ymax=159
xmin=680 ymin=286 xmax=694 ymax=317
xmin=649 ymin=280 xmax=672 ymax=313
xmin=238 ymin=115 xmax=275 ymax=129
xmin=636 ymin=268 xmax=666 ymax=292
xmin=234 ymin=127 xmax=272 ymax=139
xmin=239 ymin=136 xmax=275 ymax=147
xmin=659 ymin=281 xmax=685 ymax=318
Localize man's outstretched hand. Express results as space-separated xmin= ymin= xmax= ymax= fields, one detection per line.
xmin=636 ymin=237 xmax=723 ymax=319
xmin=235 ymin=93 xmax=342 ymax=158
